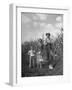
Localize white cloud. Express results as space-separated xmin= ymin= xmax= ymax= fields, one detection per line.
xmin=33 ymin=15 xmax=38 ymax=20
xmin=40 ymin=22 xmax=46 ymax=27
xmin=22 ymin=15 xmax=31 ymax=23
xmin=33 ymin=21 xmax=46 ymax=28
xmin=33 ymin=22 xmax=38 ymax=27
xmin=56 ymin=16 xmax=62 ymax=22
xmin=36 ymin=14 xmax=47 ymax=20
xmin=45 ymin=24 xmax=54 ymax=30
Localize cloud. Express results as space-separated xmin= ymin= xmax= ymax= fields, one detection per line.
xmin=35 ymin=13 xmax=47 ymax=20
xmin=56 ymin=16 xmax=62 ymax=22
xmin=33 ymin=22 xmax=38 ymax=27
xmin=22 ymin=15 xmax=31 ymax=23
xmin=33 ymin=21 xmax=47 ymax=28
xmin=45 ymin=24 xmax=54 ymax=30
xmin=40 ymin=22 xmax=46 ymax=27
xmin=33 ymin=15 xmax=38 ymax=20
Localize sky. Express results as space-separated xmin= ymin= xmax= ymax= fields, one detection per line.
xmin=21 ymin=12 xmax=63 ymax=43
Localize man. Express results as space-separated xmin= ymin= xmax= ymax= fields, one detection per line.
xmin=45 ymin=33 xmax=58 ymax=69
xmin=45 ymin=33 xmax=52 ymax=62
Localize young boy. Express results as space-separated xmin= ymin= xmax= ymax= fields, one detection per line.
xmin=28 ymin=47 xmax=35 ymax=68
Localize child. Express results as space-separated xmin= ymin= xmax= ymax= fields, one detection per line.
xmin=28 ymin=47 xmax=35 ymax=68
xmin=36 ymin=49 xmax=43 ymax=68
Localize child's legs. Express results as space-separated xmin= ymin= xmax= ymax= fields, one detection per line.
xmin=37 ymin=61 xmax=42 ymax=68
xmin=32 ymin=56 xmax=35 ymax=67
xmin=37 ymin=60 xmax=39 ymax=68
xmin=29 ymin=56 xmax=31 ymax=68
xmin=40 ymin=62 xmax=42 ymax=68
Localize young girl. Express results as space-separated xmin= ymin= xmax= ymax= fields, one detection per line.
xmin=36 ymin=49 xmax=43 ymax=68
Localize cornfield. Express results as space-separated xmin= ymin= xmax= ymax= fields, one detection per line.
xmin=21 ymin=33 xmax=63 ymax=77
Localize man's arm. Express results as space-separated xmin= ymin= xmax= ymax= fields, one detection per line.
xmin=28 ymin=51 xmax=30 ymax=55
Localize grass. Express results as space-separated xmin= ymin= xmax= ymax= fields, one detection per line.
xmin=22 ymin=58 xmax=63 ymax=77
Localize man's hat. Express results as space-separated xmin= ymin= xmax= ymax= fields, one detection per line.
xmin=46 ymin=33 xmax=50 ymax=36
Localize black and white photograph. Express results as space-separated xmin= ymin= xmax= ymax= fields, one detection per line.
xmin=21 ymin=12 xmax=63 ymax=77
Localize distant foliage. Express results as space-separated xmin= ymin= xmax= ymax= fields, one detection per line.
xmin=53 ymin=33 xmax=63 ymax=60
xmin=22 ymin=33 xmax=63 ymax=62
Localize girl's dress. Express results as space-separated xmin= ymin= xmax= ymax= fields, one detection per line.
xmin=37 ymin=52 xmax=43 ymax=62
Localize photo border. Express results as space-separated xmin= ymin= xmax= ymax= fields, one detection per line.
xmin=9 ymin=4 xmax=70 ymax=86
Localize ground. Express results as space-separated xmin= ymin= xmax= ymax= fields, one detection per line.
xmin=22 ymin=58 xmax=63 ymax=77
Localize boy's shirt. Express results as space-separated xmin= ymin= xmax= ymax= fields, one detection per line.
xmin=28 ymin=50 xmax=35 ymax=57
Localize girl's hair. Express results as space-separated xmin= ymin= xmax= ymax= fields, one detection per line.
xmin=38 ymin=38 xmax=43 ymax=43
